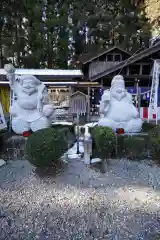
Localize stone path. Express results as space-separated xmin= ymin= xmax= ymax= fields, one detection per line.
xmin=0 ymin=158 xmax=160 ymax=239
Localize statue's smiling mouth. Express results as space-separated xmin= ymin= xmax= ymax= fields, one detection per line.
xmin=22 ymin=87 xmax=36 ymax=95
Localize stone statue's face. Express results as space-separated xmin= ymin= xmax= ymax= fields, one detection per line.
xmin=111 ymin=85 xmax=126 ymax=101
xmin=22 ymin=79 xmax=37 ymax=95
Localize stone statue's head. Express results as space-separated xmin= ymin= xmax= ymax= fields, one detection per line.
xmin=19 ymin=75 xmax=41 ymax=95
xmin=111 ymin=75 xmax=126 ymax=101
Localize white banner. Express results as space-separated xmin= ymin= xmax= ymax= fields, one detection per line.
xmin=148 ymin=60 xmax=160 ymax=123
xmin=0 ymin=101 xmax=7 ymax=130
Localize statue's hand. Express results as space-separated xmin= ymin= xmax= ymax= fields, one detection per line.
xmin=43 ymin=105 xmax=54 ymax=117
xmin=132 ymin=108 xmax=139 ymax=118
xmin=4 ymin=64 xmax=15 ymax=74
xmin=37 ymin=107 xmax=43 ymax=113
xmin=10 ymin=106 xmax=17 ymax=117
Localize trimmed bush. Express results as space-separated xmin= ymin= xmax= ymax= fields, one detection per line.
xmin=148 ymin=125 xmax=160 ymax=138
xmin=0 ymin=129 xmax=8 ymax=152
xmin=123 ymin=136 xmax=147 ymax=160
xmin=148 ymin=126 xmax=160 ymax=162
xmin=142 ymin=122 xmax=156 ymax=132
xmin=79 ymin=126 xmax=85 ymax=135
xmin=52 ymin=124 xmax=76 ymax=148
xmin=25 ymin=128 xmax=69 ymax=167
xmin=92 ymin=126 xmax=116 ymax=160
xmin=116 ymin=135 xmax=125 ymax=157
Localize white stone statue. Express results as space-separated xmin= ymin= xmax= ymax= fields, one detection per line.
xmin=4 ymin=64 xmax=54 ymax=134
xmin=98 ymin=75 xmax=143 ymax=133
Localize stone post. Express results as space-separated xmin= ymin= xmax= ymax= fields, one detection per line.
xmin=84 ymin=126 xmax=92 ymax=164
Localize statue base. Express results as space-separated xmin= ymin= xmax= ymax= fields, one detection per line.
xmin=11 ymin=116 xmax=52 ymax=134
xmin=98 ymin=117 xmax=143 ymax=133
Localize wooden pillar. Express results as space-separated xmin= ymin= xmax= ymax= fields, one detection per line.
xmin=140 ymin=64 xmax=143 ymax=75
xmin=135 ymin=78 xmax=140 ymax=113
xmin=9 ymin=88 xmax=13 ymax=132
xmin=87 ymin=86 xmax=90 ymax=122
xmin=68 ymin=86 xmax=72 ymax=97
xmin=138 ymin=86 xmax=141 ymax=113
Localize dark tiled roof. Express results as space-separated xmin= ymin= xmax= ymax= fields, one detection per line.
xmin=90 ymin=42 xmax=160 ymax=81
xmin=79 ymin=46 xmax=131 ymax=64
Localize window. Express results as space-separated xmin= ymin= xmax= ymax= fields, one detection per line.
xmin=114 ymin=54 xmax=121 ymax=61
xmin=99 ymin=54 xmax=107 ymax=61
xmin=142 ymin=65 xmax=151 ymax=75
xmin=121 ymin=67 xmax=127 ymax=75
xmin=106 ymin=54 xmax=113 ymax=61
xmin=129 ymin=65 xmax=140 ymax=75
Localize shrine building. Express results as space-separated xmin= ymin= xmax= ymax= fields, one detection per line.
xmin=80 ymin=43 xmax=160 ymax=117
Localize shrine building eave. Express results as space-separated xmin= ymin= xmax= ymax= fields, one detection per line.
xmin=0 ymin=68 xmax=84 ymax=81
xmin=90 ymin=42 xmax=160 ymax=81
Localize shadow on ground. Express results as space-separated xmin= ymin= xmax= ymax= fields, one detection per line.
xmin=34 ymin=161 xmax=68 ymax=178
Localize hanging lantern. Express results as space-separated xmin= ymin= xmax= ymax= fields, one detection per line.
xmin=146 ymin=92 xmax=150 ymax=100
xmin=143 ymin=94 xmax=146 ymax=100
xmin=99 ymin=88 xmax=104 ymax=96
xmin=153 ymin=113 xmax=156 ymax=119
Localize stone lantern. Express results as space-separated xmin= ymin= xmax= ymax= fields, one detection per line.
xmin=84 ymin=126 xmax=92 ymax=164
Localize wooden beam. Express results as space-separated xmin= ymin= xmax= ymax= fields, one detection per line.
xmin=102 ymin=74 xmax=151 ymax=79
xmin=139 ymin=65 xmax=143 ymax=75
xmin=87 ymin=87 xmax=90 ymax=122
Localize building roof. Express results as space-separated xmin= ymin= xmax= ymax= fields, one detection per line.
xmin=90 ymin=42 xmax=160 ymax=81
xmin=70 ymin=91 xmax=87 ymax=98
xmin=0 ymin=68 xmax=83 ymax=81
xmin=80 ymin=46 xmax=131 ymax=64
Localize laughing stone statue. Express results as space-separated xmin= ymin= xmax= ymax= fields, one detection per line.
xmin=5 ymin=64 xmax=54 ymax=134
xmin=98 ymin=75 xmax=143 ymax=133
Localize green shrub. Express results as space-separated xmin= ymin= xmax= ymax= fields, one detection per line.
xmin=123 ymin=136 xmax=148 ymax=160
xmin=148 ymin=125 xmax=160 ymax=138
xmin=148 ymin=126 xmax=160 ymax=162
xmin=25 ymin=128 xmax=68 ymax=167
xmin=52 ymin=124 xmax=76 ymax=147
xmin=116 ymin=135 xmax=125 ymax=157
xmin=0 ymin=129 xmax=8 ymax=152
xmin=142 ymin=122 xmax=156 ymax=132
xmin=80 ymin=127 xmax=85 ymax=135
xmin=92 ymin=126 xmax=116 ymax=160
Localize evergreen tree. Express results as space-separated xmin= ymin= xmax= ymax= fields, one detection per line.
xmin=56 ymin=0 xmax=70 ymax=68
xmin=85 ymin=0 xmax=151 ymax=52
xmin=144 ymin=0 xmax=160 ymax=36
xmin=23 ymin=0 xmax=46 ymax=68
xmin=0 ymin=0 xmax=152 ymax=68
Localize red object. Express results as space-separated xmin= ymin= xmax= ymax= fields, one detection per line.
xmin=116 ymin=128 xmax=124 ymax=134
xmin=23 ymin=131 xmax=31 ymax=137
xmin=153 ymin=113 xmax=156 ymax=119
xmin=143 ymin=107 xmax=148 ymax=119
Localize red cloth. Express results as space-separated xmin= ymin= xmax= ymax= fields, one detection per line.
xmin=143 ymin=107 xmax=148 ymax=118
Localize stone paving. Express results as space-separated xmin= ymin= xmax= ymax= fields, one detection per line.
xmin=0 ymin=158 xmax=160 ymax=240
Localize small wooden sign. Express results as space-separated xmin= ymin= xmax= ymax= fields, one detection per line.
xmin=69 ymin=91 xmax=87 ymax=115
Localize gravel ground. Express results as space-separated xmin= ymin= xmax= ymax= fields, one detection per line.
xmin=0 ymin=158 xmax=160 ymax=240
